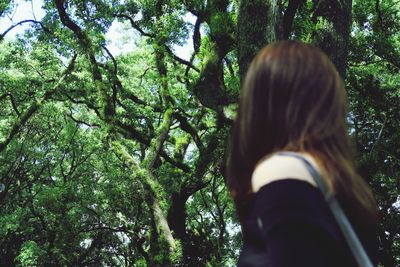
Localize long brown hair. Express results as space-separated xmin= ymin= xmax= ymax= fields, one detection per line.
xmin=226 ymin=41 xmax=378 ymax=226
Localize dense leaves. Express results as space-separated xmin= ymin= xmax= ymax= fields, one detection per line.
xmin=0 ymin=0 xmax=399 ymax=266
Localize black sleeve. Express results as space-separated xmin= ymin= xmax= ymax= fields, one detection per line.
xmin=249 ymin=179 xmax=350 ymax=267
xmin=264 ymin=222 xmax=344 ymax=266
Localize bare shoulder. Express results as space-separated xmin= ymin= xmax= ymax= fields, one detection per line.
xmin=251 ymin=153 xmax=319 ymax=193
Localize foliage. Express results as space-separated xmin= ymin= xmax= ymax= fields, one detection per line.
xmin=0 ymin=0 xmax=399 ymax=266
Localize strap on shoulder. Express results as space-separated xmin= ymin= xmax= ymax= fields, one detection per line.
xmin=275 ymin=151 xmax=374 ymax=267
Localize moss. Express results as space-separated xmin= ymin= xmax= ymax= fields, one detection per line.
xmin=210 ymin=11 xmax=234 ymax=37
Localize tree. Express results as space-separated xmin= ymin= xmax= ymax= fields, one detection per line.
xmin=0 ymin=0 xmax=399 ymax=266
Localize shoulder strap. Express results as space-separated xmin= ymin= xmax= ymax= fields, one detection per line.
xmin=276 ymin=151 xmax=374 ymax=267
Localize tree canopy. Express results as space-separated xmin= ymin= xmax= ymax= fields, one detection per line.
xmin=0 ymin=0 xmax=399 ymax=266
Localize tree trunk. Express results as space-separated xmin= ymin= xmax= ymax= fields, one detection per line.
xmin=237 ymin=0 xmax=281 ymax=82
xmin=312 ymin=0 xmax=352 ymax=78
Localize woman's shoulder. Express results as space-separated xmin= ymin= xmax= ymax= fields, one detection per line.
xmin=245 ymin=178 xmax=347 ymax=259
xmin=250 ymin=179 xmax=327 ymax=222
xmin=251 ymin=152 xmax=320 ymax=192
xmin=242 ymin=178 xmax=351 ymax=267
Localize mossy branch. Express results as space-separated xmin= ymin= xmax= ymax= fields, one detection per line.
xmin=55 ymin=0 xmax=114 ymax=122
xmin=0 ymin=54 xmax=77 ymax=153
xmin=111 ymin=141 xmax=177 ymax=254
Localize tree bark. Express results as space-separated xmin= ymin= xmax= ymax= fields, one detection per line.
xmin=312 ymin=0 xmax=352 ymax=78
xmin=282 ymin=0 xmax=306 ymax=39
xmin=237 ymin=0 xmax=281 ymax=82
xmin=191 ymin=0 xmax=235 ymax=110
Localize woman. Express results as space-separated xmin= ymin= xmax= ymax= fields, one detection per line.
xmin=226 ymin=41 xmax=379 ymax=266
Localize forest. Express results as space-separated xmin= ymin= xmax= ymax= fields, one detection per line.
xmin=0 ymin=0 xmax=399 ymax=266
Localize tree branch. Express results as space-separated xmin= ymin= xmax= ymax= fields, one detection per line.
xmin=174 ymin=112 xmax=204 ymax=152
xmin=116 ymin=14 xmax=155 ymax=38
xmin=0 ymin=19 xmax=51 ymax=41
xmin=163 ymin=45 xmax=200 ymax=72
xmin=101 ymin=45 xmax=117 ymax=75
xmin=0 ymin=54 xmax=77 ymax=153
xmin=0 ymin=93 xmax=20 ymax=116
xmin=282 ymin=0 xmax=305 ymax=39
xmin=55 ymin=0 xmax=114 ymax=120
xmin=160 ymin=150 xmax=191 ymax=173
xmin=193 ymin=15 xmax=202 ymax=54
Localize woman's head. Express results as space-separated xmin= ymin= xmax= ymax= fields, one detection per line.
xmin=226 ymin=41 xmax=378 ymax=223
xmin=237 ymin=41 xmax=347 ymax=164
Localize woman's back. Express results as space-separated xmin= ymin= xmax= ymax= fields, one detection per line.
xmin=237 ymin=154 xmax=378 ymax=266
xmin=225 ymin=41 xmax=379 ymax=266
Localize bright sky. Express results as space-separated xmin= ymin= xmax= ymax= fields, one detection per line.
xmin=0 ymin=0 xmax=45 ymax=37
xmin=0 ymin=0 xmax=193 ymax=60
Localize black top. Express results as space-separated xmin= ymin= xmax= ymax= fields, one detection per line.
xmin=237 ymin=179 xmax=378 ymax=267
